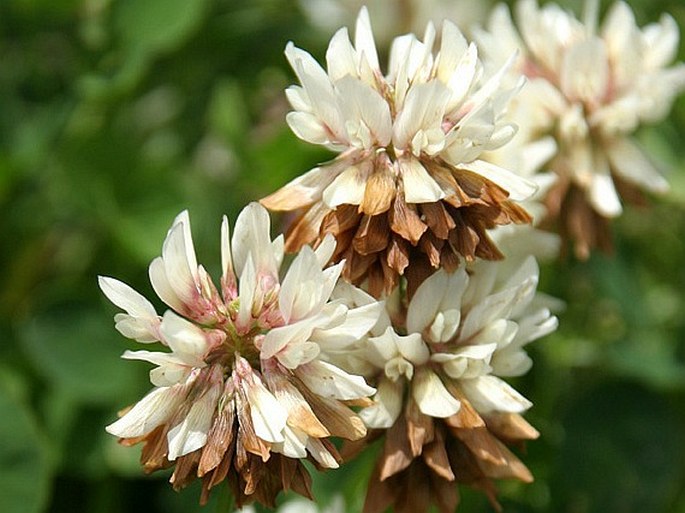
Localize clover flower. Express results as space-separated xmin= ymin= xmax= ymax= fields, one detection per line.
xmin=475 ymin=0 xmax=685 ymax=257
xmin=99 ymin=203 xmax=383 ymax=508
xmin=331 ymin=254 xmax=557 ymax=512
xmin=262 ymin=7 xmax=537 ymax=297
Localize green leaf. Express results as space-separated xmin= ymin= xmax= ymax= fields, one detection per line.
xmin=0 ymin=383 xmax=52 ymax=513
xmin=20 ymin=306 xmax=144 ymax=405
xmin=115 ymin=0 xmax=208 ymax=55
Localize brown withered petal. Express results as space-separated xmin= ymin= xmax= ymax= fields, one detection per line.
xmin=544 ymin=177 xmax=614 ymax=260
xmin=266 ymin=158 xmax=532 ymax=297
xmin=357 ymin=394 xmax=536 ymax=513
xmin=361 ymin=162 xmax=397 ymax=216
xmin=484 ymin=412 xmax=540 ymax=443
xmin=296 ymin=378 xmax=368 ymax=440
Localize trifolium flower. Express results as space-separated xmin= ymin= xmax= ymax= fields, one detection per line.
xmin=262 ymin=7 xmax=537 ymax=297
xmin=333 ymin=254 xmax=558 ymax=512
xmin=474 ymin=0 xmax=685 ymax=258
xmin=99 ymin=203 xmax=383 ymax=508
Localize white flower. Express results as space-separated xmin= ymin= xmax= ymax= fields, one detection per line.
xmin=345 ymin=255 xmax=557 ymax=428
xmin=263 ymin=8 xmax=537 ymax=295
xmin=474 ymin=0 xmax=685 ymax=251
xmin=100 ymin=203 xmax=383 ymax=505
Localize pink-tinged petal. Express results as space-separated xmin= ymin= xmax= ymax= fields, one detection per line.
xmin=358 ymin=377 xmax=404 ymax=429
xmin=460 ymin=375 xmax=532 ymax=414
xmin=296 ymin=360 xmax=375 ymax=400
xmin=606 ymin=138 xmax=669 ymax=193
xmin=167 ymin=378 xmax=222 ymax=460
xmin=411 ymin=367 xmax=461 ymax=418
xmin=159 ymin=311 xmax=210 ymax=360
xmin=220 ymin=215 xmax=237 ymax=300
xmin=236 ymin=255 xmax=257 ymax=330
xmin=400 ymin=158 xmax=445 ymax=204
xmin=106 ymin=386 xmax=186 ymax=438
xmin=458 ymin=159 xmax=538 ymax=201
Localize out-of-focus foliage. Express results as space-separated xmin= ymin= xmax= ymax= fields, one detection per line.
xmin=1 ymin=1 xmax=684 ymax=512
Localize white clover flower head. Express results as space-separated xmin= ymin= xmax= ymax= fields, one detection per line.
xmin=474 ymin=0 xmax=685 ymax=256
xmin=263 ymin=7 xmax=538 ymax=296
xmin=354 ymin=254 xmax=557 ymax=428
xmin=99 ymin=202 xmax=383 ymax=507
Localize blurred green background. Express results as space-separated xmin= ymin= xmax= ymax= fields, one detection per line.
xmin=1 ymin=0 xmax=685 ymax=512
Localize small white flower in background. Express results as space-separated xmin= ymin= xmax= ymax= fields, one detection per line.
xmin=299 ymin=0 xmax=491 ymax=44
xmin=474 ymin=0 xmax=685 ymax=257
xmin=262 ymin=7 xmax=537 ymax=296
xmin=330 ymin=253 xmax=558 ymax=512
xmin=235 ymin=495 xmax=346 ymax=513
xmin=99 ymin=203 xmax=383 ymax=508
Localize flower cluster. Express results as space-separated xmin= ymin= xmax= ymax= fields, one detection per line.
xmin=100 ymin=203 xmax=382 ymax=507
xmin=329 ymin=254 xmax=556 ymax=512
xmin=475 ymin=0 xmax=685 ymax=257
xmin=262 ymin=7 xmax=537 ymax=297
xmin=100 ymin=2 xmax=683 ymax=511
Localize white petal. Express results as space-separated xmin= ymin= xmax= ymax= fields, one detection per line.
xmin=231 ymin=202 xmax=278 ymax=280
xmin=161 ymin=219 xmax=198 ymax=306
xmin=411 ymin=367 xmax=461 ymax=418
xmin=358 ymin=377 xmax=404 ymax=429
xmin=322 ymin=163 xmax=368 ymax=208
xmin=311 ymin=301 xmax=384 ymax=348
xmin=159 ymin=310 xmax=209 ymax=359
xmin=560 ymin=38 xmax=609 ymax=105
xmin=326 ymin=27 xmax=357 ymax=82
xmin=458 ymin=160 xmax=538 ymax=201
xmin=354 ymin=6 xmax=380 ymax=72
xmin=588 ymin=171 xmax=622 ymax=218
xmin=149 ymin=257 xmax=183 ymax=313
xmin=606 ymin=138 xmax=669 ymax=193
xmin=244 ymin=377 xmax=288 ymax=443
xmin=106 ymin=386 xmax=185 ymax=438
xmin=167 ymin=382 xmax=221 ymax=460
xmin=406 ymin=268 xmax=468 ymax=335
xmin=296 ymin=360 xmax=375 ymax=400
xmin=400 ymin=158 xmax=445 ymax=204
xmin=460 ymin=375 xmax=532 ymax=413
xmin=98 ymin=277 xmax=157 ymax=319
xmin=306 ymin=437 xmax=339 ymax=469
xmin=272 ymin=425 xmax=308 ymax=459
